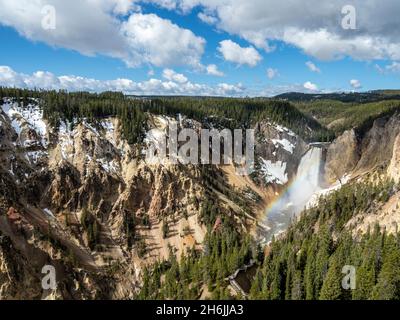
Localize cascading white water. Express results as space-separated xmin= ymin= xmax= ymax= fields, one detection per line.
xmin=262 ymin=146 xmax=324 ymax=243
xmin=290 ymin=147 xmax=323 ymax=207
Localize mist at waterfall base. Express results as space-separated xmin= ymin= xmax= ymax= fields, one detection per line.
xmin=262 ymin=147 xmax=324 ymax=243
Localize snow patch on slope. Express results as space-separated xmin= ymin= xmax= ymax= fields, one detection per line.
xmin=1 ymin=99 xmax=47 ymax=147
xmin=260 ymin=157 xmax=288 ymax=185
xmin=273 ymin=123 xmax=296 ymax=137
xmin=58 ymin=120 xmax=76 ymax=161
xmin=271 ymin=138 xmax=295 ymax=154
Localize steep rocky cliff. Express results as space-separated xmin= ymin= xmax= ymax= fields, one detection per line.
xmin=254 ymin=121 xmax=308 ymax=187
xmin=325 ymin=113 xmax=400 ymax=183
xmin=3 ymin=94 xmax=399 ymax=300
xmin=324 ymin=129 xmax=360 ymax=184
xmin=0 ymin=98 xmax=277 ymax=299
xmin=388 ymin=133 xmax=400 ymax=183
xmin=314 ymin=113 xmax=400 ymax=238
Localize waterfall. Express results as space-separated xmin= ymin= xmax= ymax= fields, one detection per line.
xmin=290 ymin=147 xmax=323 ymax=207
xmin=261 ymin=146 xmax=324 ymax=243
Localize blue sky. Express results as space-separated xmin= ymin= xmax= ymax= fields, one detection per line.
xmin=0 ymin=0 xmax=399 ymax=96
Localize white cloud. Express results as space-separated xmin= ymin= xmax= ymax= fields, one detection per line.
xmin=350 ymin=79 xmax=362 ymax=89
xmin=386 ymin=62 xmax=400 ymax=72
xmin=305 ymin=61 xmax=321 ymax=73
xmin=282 ymin=28 xmax=400 ymax=61
xmin=3 ymin=0 xmax=400 ymax=68
xmin=303 ymin=81 xmax=318 ymax=91
xmin=0 ymin=66 xmax=23 ymax=85
xmin=218 ymin=40 xmax=262 ymax=67
xmin=4 ymin=0 xmax=400 ymax=70
xmin=0 ymin=1 xmax=205 ymax=69
xmin=266 ymin=68 xmax=278 ymax=79
xmin=214 ymin=83 xmax=244 ymax=96
xmin=0 ymin=0 xmax=127 ymax=58
xmin=113 ymin=0 xmax=138 ymax=15
xmin=121 ymin=13 xmax=205 ymax=67
xmin=375 ymin=61 xmax=400 ymax=74
xmin=259 ymin=82 xmax=333 ymax=96
xmin=147 ymin=0 xmax=400 ymax=62
xmin=206 ymin=64 xmax=224 ymax=77
xmin=162 ymin=68 xmax=188 ymax=83
xmin=198 ymin=11 xmax=217 ymax=25
xmin=0 ymin=65 xmax=244 ymax=97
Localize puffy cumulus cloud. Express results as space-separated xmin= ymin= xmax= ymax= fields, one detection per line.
xmin=0 ymin=0 xmax=205 ymax=68
xmin=25 ymin=71 xmax=61 ymax=89
xmin=4 ymin=0 xmax=400 ymax=67
xmin=305 ymin=61 xmax=321 ymax=73
xmin=0 ymin=0 xmax=127 ymax=58
xmin=283 ymin=29 xmax=400 ymax=61
xmin=121 ymin=13 xmax=205 ymax=67
xmin=206 ymin=64 xmax=224 ymax=77
xmin=0 ymin=65 xmax=244 ymax=97
xmin=147 ymin=0 xmax=400 ymax=62
xmin=218 ymin=40 xmax=262 ymax=67
xmin=266 ymin=68 xmax=278 ymax=79
xmin=0 ymin=66 xmax=26 ymax=87
xmin=303 ymin=81 xmax=318 ymax=92
xmin=214 ymin=83 xmax=244 ymax=96
xmin=350 ymin=79 xmax=362 ymax=89
xmin=162 ymin=69 xmax=188 ymax=83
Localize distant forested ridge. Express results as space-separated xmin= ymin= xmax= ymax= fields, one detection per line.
xmin=275 ymin=91 xmax=400 ymax=103
xmin=295 ymin=99 xmax=400 ymax=138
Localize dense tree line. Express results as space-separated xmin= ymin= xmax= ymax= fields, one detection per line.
xmin=145 ymin=97 xmax=333 ymax=142
xmin=1 ymin=87 xmax=333 ymax=143
xmin=41 ymin=90 xmax=148 ymax=144
xmin=0 ymin=87 xmax=148 ymax=144
xmin=250 ymin=176 xmax=400 ymax=300
xmin=3 ymin=87 xmax=400 ymax=143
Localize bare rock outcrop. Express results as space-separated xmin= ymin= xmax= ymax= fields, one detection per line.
xmin=254 ymin=121 xmax=308 ymax=186
xmin=388 ymin=133 xmax=400 ymax=183
xmin=324 ymin=129 xmax=360 ymax=183
xmin=355 ymin=114 xmax=400 ymax=173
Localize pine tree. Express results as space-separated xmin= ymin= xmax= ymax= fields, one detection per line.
xmin=319 ymin=254 xmax=343 ymax=300
xmin=371 ymin=239 xmax=400 ymax=300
